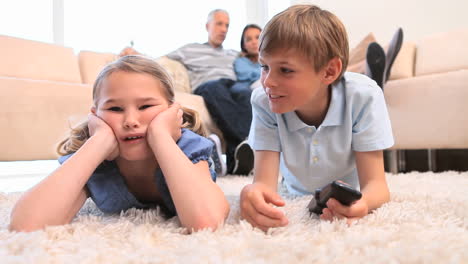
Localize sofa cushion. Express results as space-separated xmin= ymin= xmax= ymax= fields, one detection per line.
xmin=174 ymin=91 xmax=222 ymax=137
xmin=348 ymin=33 xmax=376 ymax=67
xmin=415 ymin=29 xmax=468 ymax=76
xmin=0 ymin=35 xmax=82 ymax=83
xmin=157 ymin=57 xmax=191 ymax=93
xmin=78 ymin=51 xmax=117 ymax=84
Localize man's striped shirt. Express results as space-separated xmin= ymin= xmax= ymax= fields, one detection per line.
xmin=167 ymin=43 xmax=239 ymax=91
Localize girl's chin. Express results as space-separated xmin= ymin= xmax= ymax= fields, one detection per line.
xmin=118 ymin=150 xmax=153 ymax=161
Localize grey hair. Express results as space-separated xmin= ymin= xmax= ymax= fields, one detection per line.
xmin=207 ymin=9 xmax=229 ymax=23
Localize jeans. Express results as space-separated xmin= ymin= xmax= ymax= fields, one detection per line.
xmin=230 ymin=81 xmax=251 ymax=95
xmin=194 ymin=78 xmax=252 ymax=173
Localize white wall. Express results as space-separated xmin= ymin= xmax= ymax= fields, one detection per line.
xmin=289 ymin=0 xmax=468 ymax=47
xmin=245 ymin=0 xmax=269 ymax=27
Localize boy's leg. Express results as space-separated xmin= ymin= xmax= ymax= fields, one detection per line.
xmin=349 ymin=29 xmax=404 ymax=89
xmin=347 ymin=32 xmax=377 ymax=73
xmin=383 ymin=28 xmax=404 ymax=84
xmin=365 ymin=42 xmax=386 ymax=89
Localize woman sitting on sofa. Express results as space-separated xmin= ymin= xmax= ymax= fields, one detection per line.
xmin=231 ymin=24 xmax=262 ymax=92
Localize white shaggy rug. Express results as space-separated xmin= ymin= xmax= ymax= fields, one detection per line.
xmin=0 ymin=171 xmax=467 ymax=263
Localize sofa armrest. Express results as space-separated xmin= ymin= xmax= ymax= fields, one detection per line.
xmin=415 ymin=29 xmax=468 ymax=76
xmin=0 ymin=77 xmax=92 ymax=160
xmin=0 ymin=35 xmax=82 ymax=84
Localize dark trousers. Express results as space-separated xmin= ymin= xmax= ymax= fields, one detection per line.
xmin=194 ymin=78 xmax=252 ymax=173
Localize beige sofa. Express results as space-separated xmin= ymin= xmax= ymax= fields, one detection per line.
xmin=1 ymin=29 xmax=468 ymax=164
xmin=385 ymin=29 xmax=468 ymax=149
xmin=383 ymin=29 xmax=468 ymax=171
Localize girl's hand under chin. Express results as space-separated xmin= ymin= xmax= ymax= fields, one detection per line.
xmin=87 ymin=113 xmax=119 ymax=160
xmin=147 ymin=103 xmax=183 ymax=143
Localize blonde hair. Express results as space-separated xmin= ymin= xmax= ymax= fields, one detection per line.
xmin=259 ymin=4 xmax=349 ymax=83
xmin=57 ymin=55 xmax=206 ymax=156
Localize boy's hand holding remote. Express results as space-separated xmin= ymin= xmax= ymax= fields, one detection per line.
xmin=308 ymin=181 xmax=368 ymax=224
xmin=320 ymin=197 xmax=369 ymax=224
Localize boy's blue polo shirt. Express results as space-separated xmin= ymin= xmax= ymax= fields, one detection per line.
xmin=248 ymin=72 xmax=394 ymax=196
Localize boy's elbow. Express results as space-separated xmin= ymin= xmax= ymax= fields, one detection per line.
xmin=381 ymin=183 xmax=391 ymax=203
xmin=374 ymin=187 xmax=390 ymax=210
xmin=383 ymin=189 xmax=391 ymax=203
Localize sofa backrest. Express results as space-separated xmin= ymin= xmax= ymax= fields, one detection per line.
xmin=78 ymin=50 xmax=117 ymax=84
xmin=77 ymin=52 xmax=192 ymax=93
xmin=415 ymin=28 xmax=468 ymax=77
xmin=0 ymin=35 xmax=82 ymax=83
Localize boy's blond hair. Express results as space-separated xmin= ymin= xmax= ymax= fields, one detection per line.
xmin=259 ymin=4 xmax=349 ymax=82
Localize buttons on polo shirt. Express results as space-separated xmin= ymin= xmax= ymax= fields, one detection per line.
xmin=312 ymin=140 xmax=318 ymax=145
xmin=313 ymin=156 xmax=319 ymax=163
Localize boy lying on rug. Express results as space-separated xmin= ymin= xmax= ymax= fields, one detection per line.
xmin=240 ymin=5 xmax=394 ymax=231
xmin=9 ymin=56 xmax=229 ymax=232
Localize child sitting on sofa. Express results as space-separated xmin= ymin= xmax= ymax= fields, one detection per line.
xmin=240 ymin=5 xmax=394 ymax=231
xmin=10 ymin=55 xmax=229 ymax=232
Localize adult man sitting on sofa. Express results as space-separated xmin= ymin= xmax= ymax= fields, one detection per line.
xmin=120 ymin=9 xmax=254 ymax=176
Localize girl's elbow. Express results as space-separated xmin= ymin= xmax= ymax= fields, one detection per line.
xmin=9 ymin=211 xmax=73 ymax=232
xmin=8 ymin=212 xmax=32 ymax=232
xmin=187 ymin=205 xmax=230 ymax=231
xmin=187 ymin=217 xmax=223 ymax=232
xmin=187 ymin=219 xmax=218 ymax=232
xmin=9 ymin=220 xmax=43 ymax=233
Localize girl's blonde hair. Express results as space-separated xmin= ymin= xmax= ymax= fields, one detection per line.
xmin=259 ymin=5 xmax=349 ymax=84
xmin=57 ymin=55 xmax=206 ymax=156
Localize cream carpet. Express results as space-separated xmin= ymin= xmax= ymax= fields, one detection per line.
xmin=0 ymin=171 xmax=467 ymax=263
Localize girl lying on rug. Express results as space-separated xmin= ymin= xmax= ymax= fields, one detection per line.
xmin=9 ymin=55 xmax=229 ymax=232
xmin=240 ymin=5 xmax=394 ymax=231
